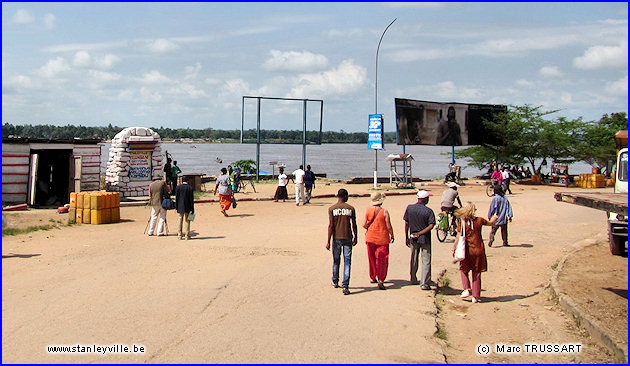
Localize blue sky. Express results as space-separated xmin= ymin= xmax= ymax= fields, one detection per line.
xmin=2 ymin=2 xmax=627 ymax=132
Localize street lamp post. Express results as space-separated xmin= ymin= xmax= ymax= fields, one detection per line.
xmin=374 ymin=18 xmax=397 ymax=189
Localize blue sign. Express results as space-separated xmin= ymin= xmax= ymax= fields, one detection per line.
xmin=368 ymin=114 xmax=383 ymax=150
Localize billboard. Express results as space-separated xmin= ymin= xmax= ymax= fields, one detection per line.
xmin=368 ymin=114 xmax=383 ymax=150
xmin=395 ymin=98 xmax=506 ymax=146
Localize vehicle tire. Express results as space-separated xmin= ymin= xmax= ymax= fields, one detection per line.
xmin=608 ymin=222 xmax=627 ymax=256
xmin=486 ymin=184 xmax=494 ymax=197
xmin=437 ymin=227 xmax=448 ymax=242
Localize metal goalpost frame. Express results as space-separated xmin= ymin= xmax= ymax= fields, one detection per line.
xmin=241 ymin=96 xmax=324 ymax=182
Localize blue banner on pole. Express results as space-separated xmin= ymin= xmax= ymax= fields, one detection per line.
xmin=368 ymin=114 xmax=383 ymax=150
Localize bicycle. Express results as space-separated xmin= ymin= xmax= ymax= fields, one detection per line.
xmin=486 ymin=179 xmax=500 ymax=197
xmin=436 ymin=209 xmax=459 ymax=242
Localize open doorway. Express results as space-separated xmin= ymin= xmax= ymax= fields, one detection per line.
xmin=29 ymin=149 xmax=72 ymax=206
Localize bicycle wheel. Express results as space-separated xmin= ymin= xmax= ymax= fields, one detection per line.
xmin=486 ymin=184 xmax=494 ymax=197
xmin=436 ymin=215 xmax=448 ymax=242
xmin=436 ymin=226 xmax=447 ymax=242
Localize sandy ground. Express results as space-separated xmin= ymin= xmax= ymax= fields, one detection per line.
xmin=1 ymin=180 xmax=625 ymax=363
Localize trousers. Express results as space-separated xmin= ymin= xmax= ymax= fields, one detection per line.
xmin=295 ymin=183 xmax=305 ymax=204
xmin=460 ymin=270 xmax=482 ymax=298
xmin=148 ymin=205 xmax=166 ymax=235
xmin=489 ymin=224 xmax=508 ymax=246
xmin=177 ymin=213 xmax=191 ymax=238
xmin=367 ymin=243 xmax=389 ymax=282
xmin=410 ymin=241 xmax=431 ymax=286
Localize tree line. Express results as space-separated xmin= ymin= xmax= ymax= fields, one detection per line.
xmin=1 ymin=123 xmax=398 ymax=144
xmin=456 ymin=105 xmax=627 ymax=175
xmin=3 ymin=105 xmax=626 ymax=173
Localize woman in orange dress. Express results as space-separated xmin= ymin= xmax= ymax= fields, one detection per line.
xmin=363 ymin=192 xmax=394 ymax=290
xmin=453 ymin=202 xmax=497 ymax=303
xmin=213 ymin=168 xmax=232 ymax=217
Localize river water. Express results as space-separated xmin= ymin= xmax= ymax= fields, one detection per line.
xmin=99 ymin=142 xmax=593 ymax=180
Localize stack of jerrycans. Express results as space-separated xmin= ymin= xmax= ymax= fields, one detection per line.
xmin=68 ymin=191 xmax=120 ymax=224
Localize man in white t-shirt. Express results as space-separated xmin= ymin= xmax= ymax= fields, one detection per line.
xmin=293 ymin=165 xmax=306 ymax=206
xmin=501 ymin=167 xmax=513 ymax=194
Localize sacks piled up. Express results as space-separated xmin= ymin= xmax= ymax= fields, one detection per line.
xmin=68 ymin=191 xmax=120 ymax=225
xmin=106 ymin=127 xmax=163 ymax=197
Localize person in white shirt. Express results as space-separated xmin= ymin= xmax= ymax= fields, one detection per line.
xmin=501 ymin=167 xmax=513 ymax=194
xmin=293 ymin=165 xmax=306 ymax=206
xmin=273 ymin=167 xmax=288 ymax=202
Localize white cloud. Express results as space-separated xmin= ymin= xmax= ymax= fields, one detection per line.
xmin=539 ymin=66 xmax=563 ymax=77
xmin=94 ymin=54 xmax=120 ymax=70
xmin=184 ymin=62 xmax=202 ymax=80
xmin=147 ymin=39 xmax=179 ymax=53
xmin=204 ymin=78 xmax=221 ymax=86
xmin=288 ymin=60 xmax=367 ymax=98
xmin=605 ymin=75 xmax=628 ymax=96
xmin=139 ymin=86 xmax=162 ymax=102
xmin=4 ymin=75 xmax=36 ymax=90
xmin=516 ymin=79 xmax=535 ymax=87
xmin=573 ymin=41 xmax=628 ymax=70
xmin=263 ymin=50 xmax=329 ymax=72
xmin=434 ymin=80 xmax=481 ymax=100
xmin=560 ymin=92 xmax=573 ymax=104
xmin=171 ymin=83 xmax=207 ymax=98
xmin=13 ymin=9 xmax=34 ymax=24
xmin=87 ymin=70 xmax=121 ymax=83
xmin=141 ymin=70 xmax=170 ymax=84
xmin=44 ymin=40 xmax=127 ymax=53
xmin=72 ymin=51 xmax=92 ymax=67
xmin=39 ymin=57 xmax=70 ymax=78
xmin=43 ymin=13 xmax=56 ymax=30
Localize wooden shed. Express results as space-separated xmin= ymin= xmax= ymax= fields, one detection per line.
xmin=2 ymin=137 xmax=102 ymax=206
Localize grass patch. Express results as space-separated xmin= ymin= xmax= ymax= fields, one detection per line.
xmin=551 ymin=260 xmax=560 ymax=271
xmin=2 ymin=224 xmax=57 ymax=236
xmin=434 ymin=323 xmax=447 ymax=340
xmin=437 ymin=270 xmax=451 ymax=288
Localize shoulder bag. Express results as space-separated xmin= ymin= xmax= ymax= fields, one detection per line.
xmin=453 ymin=219 xmax=467 ymax=262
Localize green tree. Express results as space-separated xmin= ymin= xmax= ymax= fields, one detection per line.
xmin=574 ymin=112 xmax=628 ymax=175
xmin=232 ymin=159 xmax=257 ymax=174
xmin=457 ymin=105 xmax=584 ymax=174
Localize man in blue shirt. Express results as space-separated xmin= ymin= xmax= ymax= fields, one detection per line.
xmin=487 ymin=187 xmax=513 ymax=247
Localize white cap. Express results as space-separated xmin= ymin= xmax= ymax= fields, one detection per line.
xmin=417 ymin=190 xmax=431 ymax=198
xmin=446 ymin=182 xmax=459 ymax=188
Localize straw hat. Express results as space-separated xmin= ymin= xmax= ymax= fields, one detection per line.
xmin=370 ymin=192 xmax=385 ymax=205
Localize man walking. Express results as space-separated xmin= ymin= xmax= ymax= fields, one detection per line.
xmin=326 ymin=189 xmax=358 ymax=295
xmin=147 ymin=176 xmax=169 ymax=236
xmin=175 ymin=176 xmax=194 ymax=240
xmin=501 ymin=166 xmax=513 ymax=194
xmin=304 ymin=165 xmax=316 ymax=203
xmin=293 ymin=165 xmax=306 ymax=206
xmin=403 ymin=190 xmax=436 ymax=290
xmin=488 ymin=186 xmax=513 ymax=247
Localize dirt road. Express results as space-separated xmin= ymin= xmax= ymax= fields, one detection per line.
xmin=1 ymin=181 xmax=622 ymax=363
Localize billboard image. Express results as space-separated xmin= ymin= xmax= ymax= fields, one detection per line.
xmin=395 ymin=98 xmax=506 ymax=146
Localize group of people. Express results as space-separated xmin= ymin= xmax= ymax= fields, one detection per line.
xmin=273 ymin=165 xmax=316 ymax=205
xmin=147 ymin=174 xmax=194 ymax=240
xmin=326 ymin=183 xmax=513 ymax=303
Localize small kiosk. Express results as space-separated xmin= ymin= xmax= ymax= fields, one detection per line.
xmin=105 ymin=127 xmax=163 ymax=197
xmin=387 ymin=153 xmax=415 ymax=188
xmin=551 ymin=163 xmax=569 ymax=186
